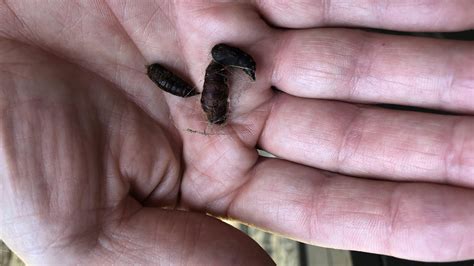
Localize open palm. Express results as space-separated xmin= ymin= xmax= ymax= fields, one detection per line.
xmin=1 ymin=1 xmax=473 ymax=264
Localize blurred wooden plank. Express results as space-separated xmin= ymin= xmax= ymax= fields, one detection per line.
xmin=0 ymin=241 xmax=24 ymax=266
xmin=224 ymin=219 xmax=353 ymax=266
xmin=306 ymin=244 xmax=352 ymax=266
xmin=225 ymin=220 xmax=301 ymax=265
xmin=328 ymin=247 xmax=352 ymax=266
xmin=1 ymin=241 xmax=12 ymax=266
xmin=8 ymin=252 xmax=24 ymax=266
xmin=306 ymin=244 xmax=330 ymax=266
xmin=257 ymin=149 xmax=276 ymax=158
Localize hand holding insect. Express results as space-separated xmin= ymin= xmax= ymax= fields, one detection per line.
xmin=0 ymin=1 xmax=473 ymax=265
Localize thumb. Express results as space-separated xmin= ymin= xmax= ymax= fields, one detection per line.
xmin=88 ymin=205 xmax=274 ymax=265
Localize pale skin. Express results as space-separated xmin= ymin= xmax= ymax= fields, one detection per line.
xmin=0 ymin=1 xmax=473 ymax=264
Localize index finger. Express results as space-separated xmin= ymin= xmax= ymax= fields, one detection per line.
xmin=256 ymin=0 xmax=474 ymax=31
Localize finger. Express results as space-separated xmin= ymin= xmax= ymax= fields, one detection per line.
xmin=227 ymin=158 xmax=474 ymax=261
xmin=270 ymin=28 xmax=474 ymax=113
xmin=259 ymin=94 xmax=474 ymax=187
xmin=255 ymin=0 xmax=474 ymax=31
xmin=4 ymin=197 xmax=273 ymax=264
xmin=88 ymin=203 xmax=274 ymax=265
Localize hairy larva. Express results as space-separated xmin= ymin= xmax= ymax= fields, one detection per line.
xmin=146 ymin=63 xmax=199 ymax=97
xmin=211 ymin=43 xmax=256 ymax=81
xmin=201 ymin=61 xmax=229 ymax=125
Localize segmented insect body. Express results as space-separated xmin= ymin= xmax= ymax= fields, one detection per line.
xmin=211 ymin=44 xmax=256 ymax=81
xmin=201 ymin=61 xmax=230 ymax=124
xmin=146 ymin=63 xmax=199 ymax=97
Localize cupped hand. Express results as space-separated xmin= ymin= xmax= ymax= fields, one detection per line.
xmin=0 ymin=1 xmax=473 ymax=264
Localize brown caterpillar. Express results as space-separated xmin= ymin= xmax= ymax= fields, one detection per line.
xmin=146 ymin=63 xmax=199 ymax=97
xmin=201 ymin=61 xmax=229 ymax=125
xmin=200 ymin=44 xmax=256 ymax=125
xmin=211 ymin=43 xmax=256 ymax=81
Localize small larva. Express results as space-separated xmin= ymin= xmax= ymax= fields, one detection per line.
xmin=146 ymin=63 xmax=199 ymax=97
xmin=211 ymin=43 xmax=256 ymax=81
xmin=201 ymin=61 xmax=229 ymax=125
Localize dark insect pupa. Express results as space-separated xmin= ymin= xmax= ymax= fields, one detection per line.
xmin=146 ymin=63 xmax=199 ymax=97
xmin=211 ymin=43 xmax=256 ymax=81
xmin=201 ymin=61 xmax=229 ymax=125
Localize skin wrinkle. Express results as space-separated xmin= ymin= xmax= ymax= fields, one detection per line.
xmin=443 ymin=118 xmax=462 ymax=185
xmin=322 ymin=0 xmax=331 ymax=25
xmin=197 ymin=138 xmax=231 ymax=173
xmin=256 ymin=0 xmax=326 ymax=27
xmin=439 ymin=55 xmax=455 ymax=109
xmin=47 ymin=104 xmax=99 ymax=254
xmin=98 ymin=231 xmax=129 ymax=263
xmin=295 ymin=35 xmax=340 ymax=88
xmin=346 ymin=32 xmax=376 ymax=100
xmin=336 ymin=105 xmax=363 ymax=172
xmin=140 ymin=6 xmax=161 ymax=38
xmin=106 ymin=90 xmax=176 ymax=204
xmin=93 ymin=104 xmax=116 ymax=216
xmin=445 ymin=47 xmax=474 ymax=112
xmin=28 ymin=112 xmax=51 ymax=218
xmin=159 ymin=157 xmax=181 ymax=206
xmin=458 ymin=125 xmax=474 ymax=183
xmin=255 ymin=93 xmax=278 ymax=147
xmin=453 ymin=233 xmax=464 ymax=260
xmin=203 ymin=170 xmax=243 ymax=214
xmin=299 ymin=65 xmax=344 ymax=84
xmin=1 ymin=0 xmax=32 ymax=40
xmin=445 ymin=118 xmax=472 ymax=186
xmin=167 ymin=3 xmax=190 ymax=74
xmin=384 ymin=40 xmax=467 ymax=109
xmin=386 ymin=182 xmax=402 ymax=257
xmin=393 ymin=145 xmax=438 ymax=157
xmin=184 ymin=214 xmax=202 ymax=263
xmin=189 ymin=171 xmax=228 ymax=208
xmin=52 ymin=14 xmax=84 ymax=44
xmin=142 ymin=157 xmax=174 ymax=205
xmin=102 ymin=1 xmax=147 ymax=70
xmin=0 ymin=63 xmax=40 ymax=79
xmin=270 ymin=32 xmax=292 ymax=86
xmin=41 ymin=108 xmax=57 ymax=217
xmin=306 ymin=172 xmax=329 ymax=243
xmin=443 ymin=117 xmax=459 ymax=185
xmin=99 ymin=208 xmax=134 ymax=258
xmin=205 ymin=149 xmax=248 ymax=213
xmin=322 ymin=192 xmax=387 ymax=209
xmin=225 ymin=157 xmax=261 ymax=220
xmin=172 ymin=1 xmax=203 ymax=86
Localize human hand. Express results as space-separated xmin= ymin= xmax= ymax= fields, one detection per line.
xmin=0 ymin=1 xmax=473 ymax=264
